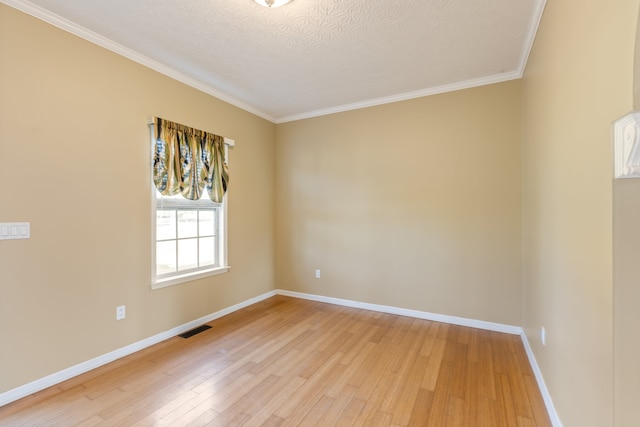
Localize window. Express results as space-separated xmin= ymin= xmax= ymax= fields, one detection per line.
xmin=153 ymin=190 xmax=228 ymax=287
xmin=150 ymin=117 xmax=232 ymax=289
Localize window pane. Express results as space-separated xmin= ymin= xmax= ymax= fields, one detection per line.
xmin=156 ymin=210 xmax=176 ymax=240
xmin=156 ymin=241 xmax=176 ymax=275
xmin=178 ymin=238 xmax=198 ymax=271
xmin=199 ymin=210 xmax=215 ymax=236
xmin=199 ymin=236 xmax=216 ymax=266
xmin=177 ymin=210 xmax=198 ymax=238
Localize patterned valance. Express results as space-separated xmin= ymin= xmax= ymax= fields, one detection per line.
xmin=152 ymin=117 xmax=229 ymax=203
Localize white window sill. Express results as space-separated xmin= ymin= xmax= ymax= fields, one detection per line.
xmin=152 ymin=266 xmax=230 ymax=290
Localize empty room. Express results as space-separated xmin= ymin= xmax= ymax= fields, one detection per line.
xmin=1 ymin=0 xmax=640 ymax=426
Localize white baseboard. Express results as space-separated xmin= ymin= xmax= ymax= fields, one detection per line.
xmin=276 ymin=289 xmax=522 ymax=334
xmin=0 ymin=290 xmax=277 ymax=408
xmin=276 ymin=289 xmax=563 ymax=426
xmin=520 ymin=331 xmax=564 ymax=427
xmin=1 ymin=287 xmax=562 ymax=427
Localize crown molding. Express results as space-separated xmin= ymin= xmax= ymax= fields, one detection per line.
xmin=2 ymin=0 xmax=546 ymax=125
xmin=517 ymin=0 xmax=547 ymax=74
xmin=275 ymin=0 xmax=547 ymax=123
xmin=0 ymin=0 xmax=277 ymax=123
xmin=275 ymin=71 xmax=523 ymax=123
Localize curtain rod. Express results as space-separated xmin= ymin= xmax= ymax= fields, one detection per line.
xmin=147 ymin=117 xmax=234 ymax=147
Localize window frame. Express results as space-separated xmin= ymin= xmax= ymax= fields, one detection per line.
xmin=149 ymin=119 xmax=232 ymax=289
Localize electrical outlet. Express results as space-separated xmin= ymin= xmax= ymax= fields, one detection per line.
xmin=315 ymin=269 xmax=321 ymax=279
xmin=116 ymin=305 xmax=126 ymax=320
xmin=541 ymin=326 xmax=546 ymax=346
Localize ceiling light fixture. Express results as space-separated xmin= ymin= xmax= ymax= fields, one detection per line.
xmin=253 ymin=0 xmax=293 ymax=8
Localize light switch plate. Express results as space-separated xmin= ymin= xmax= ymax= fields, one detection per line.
xmin=0 ymin=222 xmax=30 ymax=240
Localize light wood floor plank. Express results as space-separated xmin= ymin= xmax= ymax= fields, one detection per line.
xmin=0 ymin=295 xmax=551 ymax=426
xmin=313 ymin=385 xmax=358 ymax=426
xmin=407 ymin=387 xmax=434 ymax=426
xmin=275 ymin=353 xmax=346 ymax=424
xmin=421 ymin=337 xmax=447 ymax=391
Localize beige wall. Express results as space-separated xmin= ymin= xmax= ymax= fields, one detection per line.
xmin=613 ymin=7 xmax=640 ymax=427
xmin=614 ymin=180 xmax=640 ymax=427
xmin=5 ymin=2 xmax=640 ymax=425
xmin=276 ymin=82 xmax=523 ymax=326
xmin=0 ymin=5 xmax=276 ymax=393
xmin=521 ymin=0 xmax=638 ymax=426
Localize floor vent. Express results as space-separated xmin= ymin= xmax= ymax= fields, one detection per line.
xmin=178 ymin=324 xmax=211 ymax=339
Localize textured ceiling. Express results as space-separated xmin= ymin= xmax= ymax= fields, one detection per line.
xmin=3 ymin=0 xmax=545 ymax=123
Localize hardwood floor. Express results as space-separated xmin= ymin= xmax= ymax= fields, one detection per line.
xmin=0 ymin=296 xmax=551 ymax=426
